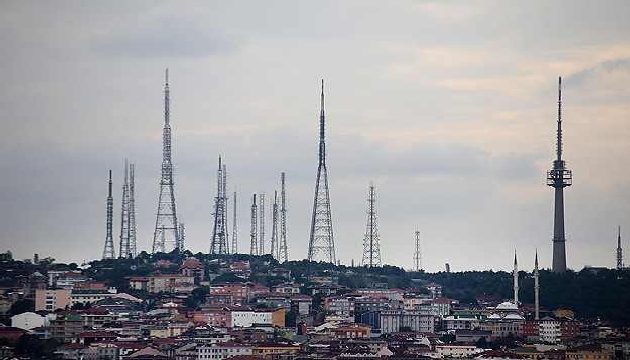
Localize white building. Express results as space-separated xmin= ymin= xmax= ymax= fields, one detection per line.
xmin=197 ymin=343 xmax=252 ymax=360
xmin=231 ymin=310 xmax=272 ymax=328
xmin=11 ymin=312 xmax=48 ymax=330
xmin=539 ymin=319 xmax=561 ymax=344
xmin=380 ymin=310 xmax=434 ymax=333
xmin=436 ymin=345 xmax=484 ymax=358
xmin=71 ymin=288 xmax=118 ymax=305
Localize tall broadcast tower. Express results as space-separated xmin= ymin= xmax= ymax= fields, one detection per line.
xmin=270 ymin=191 xmax=279 ymax=259
xmin=210 ymin=156 xmax=229 ymax=255
xmin=414 ymin=230 xmax=422 ymax=272
xmin=361 ymin=184 xmax=382 ymax=267
xmin=119 ymin=160 xmax=130 ymax=258
xmin=102 ymin=170 xmax=115 ymax=259
xmin=152 ymin=69 xmax=180 ymax=253
xmin=279 ymin=172 xmax=289 ymax=262
xmin=546 ymin=77 xmax=572 ymax=273
xmin=232 ymin=192 xmax=238 ymax=254
xmin=308 ymin=80 xmax=335 ymax=263
xmin=250 ymin=194 xmax=258 ymax=255
xmin=128 ymin=163 xmax=137 ymax=257
xmin=259 ymin=193 xmax=265 ymax=255
xmin=617 ymin=226 xmax=623 ymax=270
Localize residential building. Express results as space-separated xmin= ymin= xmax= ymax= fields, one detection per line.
xmin=35 ymin=289 xmax=71 ymax=311
xmin=380 ymin=310 xmax=435 ymax=333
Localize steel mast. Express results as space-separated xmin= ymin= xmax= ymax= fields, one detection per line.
xmin=152 ymin=69 xmax=180 ymax=253
xmin=102 ymin=170 xmax=115 ymax=259
xmin=307 ymin=80 xmax=336 ymax=263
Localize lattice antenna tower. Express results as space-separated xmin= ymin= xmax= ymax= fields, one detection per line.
xmin=223 ymin=163 xmax=229 ymax=253
xmin=210 ymin=156 xmax=228 ymax=254
xmin=152 ymin=68 xmax=180 ymax=253
xmin=250 ymin=194 xmax=258 ymax=255
xmin=361 ymin=184 xmax=382 ymax=267
xmin=308 ymin=80 xmax=335 ymax=263
xmin=102 ymin=170 xmax=115 ymax=259
xmin=128 ymin=163 xmax=137 ymax=257
xmin=179 ymin=222 xmax=186 ymax=252
xmin=270 ymin=191 xmax=279 ymax=259
xmin=279 ymin=172 xmax=289 ymax=262
xmin=232 ymin=191 xmax=238 ymax=254
xmin=119 ymin=159 xmax=131 ymax=258
xmin=259 ymin=193 xmax=266 ymax=255
xmin=414 ymin=230 xmax=422 ymax=271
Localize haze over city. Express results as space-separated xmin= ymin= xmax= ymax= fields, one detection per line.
xmin=2 ymin=1 xmax=630 ymax=271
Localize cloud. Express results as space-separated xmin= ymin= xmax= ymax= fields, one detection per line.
xmin=95 ymin=18 xmax=240 ymax=58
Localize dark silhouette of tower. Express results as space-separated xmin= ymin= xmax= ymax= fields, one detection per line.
xmin=259 ymin=193 xmax=265 ymax=255
xmin=232 ymin=191 xmax=238 ymax=254
xmin=361 ymin=184 xmax=381 ymax=267
xmin=617 ymin=226 xmax=623 ymax=270
xmin=308 ymin=80 xmax=335 ymax=263
xmin=547 ymin=77 xmax=572 ymax=273
xmin=119 ymin=160 xmax=131 ymax=258
xmin=414 ymin=230 xmax=421 ymax=271
xmin=513 ymin=250 xmax=519 ymax=304
xmin=270 ymin=191 xmax=279 ymax=259
xmin=534 ymin=250 xmax=540 ymax=320
xmin=102 ymin=170 xmax=115 ymax=259
xmin=152 ymin=69 xmax=180 ymax=253
xmin=128 ymin=163 xmax=137 ymax=257
xmin=250 ymin=194 xmax=258 ymax=255
xmin=210 ymin=156 xmax=228 ymax=254
xmin=279 ymin=172 xmax=289 ymax=262
xmin=178 ymin=222 xmax=185 ymax=252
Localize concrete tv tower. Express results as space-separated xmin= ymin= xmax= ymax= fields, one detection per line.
xmin=546 ymin=77 xmax=572 ymax=273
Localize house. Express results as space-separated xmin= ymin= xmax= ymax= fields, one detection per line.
xmin=11 ymin=311 xmax=48 ymax=330
xmin=181 ymin=257 xmax=205 ymax=283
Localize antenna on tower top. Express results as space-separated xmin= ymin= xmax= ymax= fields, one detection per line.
xmin=557 ymin=78 xmax=564 ymax=159
xmin=165 ymin=68 xmax=169 ymax=85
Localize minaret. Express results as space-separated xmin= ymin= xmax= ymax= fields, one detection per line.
xmin=119 ymin=160 xmax=130 ymax=258
xmin=102 ymin=170 xmax=115 ymax=259
xmin=361 ymin=184 xmax=382 ymax=267
xmin=308 ymin=80 xmax=336 ymax=263
xmin=617 ymin=226 xmax=623 ymax=270
xmin=152 ymin=69 xmax=180 ymax=253
xmin=534 ymin=250 xmax=540 ymax=320
xmin=513 ymin=250 xmax=519 ymax=305
xmin=547 ymin=77 xmax=572 ymax=273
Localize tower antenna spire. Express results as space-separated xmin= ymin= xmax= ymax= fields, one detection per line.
xmin=308 ymin=79 xmax=336 ymax=264
xmin=152 ymin=69 xmax=180 ymax=253
xmin=534 ymin=249 xmax=540 ymax=320
xmin=279 ymin=172 xmax=289 ymax=262
xmin=547 ymin=76 xmax=572 ymax=273
xmin=210 ymin=155 xmax=228 ymax=254
xmin=617 ymin=225 xmax=623 ymax=270
xmin=102 ymin=170 xmax=115 ymax=259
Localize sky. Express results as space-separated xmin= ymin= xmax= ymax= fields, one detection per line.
xmin=2 ymin=1 xmax=630 ymax=271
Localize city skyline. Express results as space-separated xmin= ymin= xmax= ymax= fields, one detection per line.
xmin=2 ymin=1 xmax=630 ymax=270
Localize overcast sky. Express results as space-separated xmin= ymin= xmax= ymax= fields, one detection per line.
xmin=2 ymin=1 xmax=630 ymax=271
